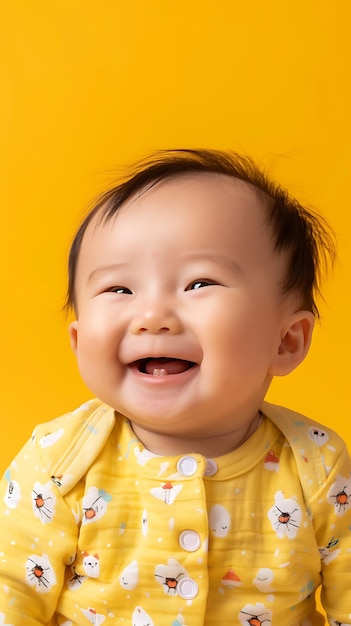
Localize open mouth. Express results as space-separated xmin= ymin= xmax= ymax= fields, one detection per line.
xmin=134 ymin=357 xmax=196 ymax=376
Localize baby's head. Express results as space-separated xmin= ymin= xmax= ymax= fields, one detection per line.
xmin=66 ymin=150 xmax=334 ymax=318
xmin=66 ymin=150 xmax=335 ymax=455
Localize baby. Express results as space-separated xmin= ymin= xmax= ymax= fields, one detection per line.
xmin=0 ymin=149 xmax=350 ymax=626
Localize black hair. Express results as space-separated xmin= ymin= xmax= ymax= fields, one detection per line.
xmin=66 ymin=149 xmax=336 ymax=317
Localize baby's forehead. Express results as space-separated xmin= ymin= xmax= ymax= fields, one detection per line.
xmin=89 ymin=171 xmax=268 ymax=230
xmin=79 ymin=175 xmax=273 ymax=273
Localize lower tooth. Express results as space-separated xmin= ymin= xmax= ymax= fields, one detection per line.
xmin=153 ymin=368 xmax=168 ymax=376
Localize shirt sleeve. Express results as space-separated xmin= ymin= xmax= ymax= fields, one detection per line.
xmin=0 ymin=434 xmax=79 ymax=625
xmin=309 ymin=436 xmax=351 ymax=625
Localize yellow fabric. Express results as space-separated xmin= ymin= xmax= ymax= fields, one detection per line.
xmin=0 ymin=399 xmax=351 ymax=625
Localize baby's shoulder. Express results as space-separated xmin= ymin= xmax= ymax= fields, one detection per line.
xmin=262 ymin=401 xmax=345 ymax=449
xmin=263 ymin=401 xmax=349 ymax=497
xmin=32 ymin=399 xmax=116 ymax=494
xmin=33 ymin=398 xmax=109 ymax=442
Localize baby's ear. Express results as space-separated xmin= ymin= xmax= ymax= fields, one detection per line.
xmin=270 ymin=311 xmax=315 ymax=376
xmin=68 ymin=321 xmax=78 ymax=354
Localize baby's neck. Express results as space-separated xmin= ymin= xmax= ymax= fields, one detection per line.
xmin=130 ymin=411 xmax=263 ymax=458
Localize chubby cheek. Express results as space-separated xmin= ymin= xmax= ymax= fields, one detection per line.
xmin=72 ymin=316 xmax=119 ymax=369
xmin=76 ymin=305 xmax=120 ymax=343
xmin=74 ymin=336 xmax=121 ymax=400
xmin=203 ymin=311 xmax=274 ymax=376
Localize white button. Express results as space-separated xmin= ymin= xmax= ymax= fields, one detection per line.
xmin=179 ymin=530 xmax=201 ymax=552
xmin=204 ymin=458 xmax=218 ymax=476
xmin=177 ymin=577 xmax=199 ymax=599
xmin=177 ymin=456 xmax=198 ymax=476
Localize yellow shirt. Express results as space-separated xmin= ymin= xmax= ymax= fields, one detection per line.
xmin=0 ymin=399 xmax=351 ymax=625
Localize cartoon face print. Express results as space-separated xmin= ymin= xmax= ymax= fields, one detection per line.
xmin=82 ymin=551 xmax=100 ymax=578
xmin=327 ymin=474 xmax=351 ymax=516
xmin=308 ymin=426 xmax=329 ymax=447
xmin=154 ymin=558 xmax=188 ymax=596
xmin=32 ymin=481 xmax=57 ymax=524
xmin=238 ymin=603 xmax=272 ymax=626
xmin=267 ymin=490 xmax=302 ymax=539
xmin=82 ymin=486 xmax=112 ymax=525
xmin=132 ymin=606 xmax=154 ymax=626
xmin=25 ymin=553 xmax=56 ymax=593
xmin=3 ymin=469 xmax=21 ymax=509
xmin=120 ymin=560 xmax=139 ymax=590
xmin=252 ymin=568 xmax=275 ymax=592
xmin=209 ymin=503 xmax=231 ymax=538
xmin=80 ymin=607 xmax=106 ymax=625
xmin=38 ymin=428 xmax=64 ymax=448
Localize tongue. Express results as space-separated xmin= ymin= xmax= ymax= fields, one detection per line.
xmin=144 ymin=358 xmax=191 ymax=376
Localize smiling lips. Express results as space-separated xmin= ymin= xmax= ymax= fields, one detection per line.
xmin=136 ymin=358 xmax=196 ymax=376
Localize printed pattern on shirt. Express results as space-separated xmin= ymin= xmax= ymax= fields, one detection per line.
xmin=0 ymin=399 xmax=351 ymax=625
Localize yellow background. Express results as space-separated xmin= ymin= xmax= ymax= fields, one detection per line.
xmin=0 ymin=0 xmax=351 ymax=469
xmin=0 ymin=3 xmax=350 ymax=619
xmin=1 ymin=0 xmax=350 ymax=476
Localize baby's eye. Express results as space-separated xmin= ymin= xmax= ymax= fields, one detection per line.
xmin=186 ymin=280 xmax=217 ymax=290
xmin=107 ymin=286 xmax=133 ymax=295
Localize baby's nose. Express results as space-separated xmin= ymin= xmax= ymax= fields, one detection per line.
xmin=129 ymin=308 xmax=183 ymax=335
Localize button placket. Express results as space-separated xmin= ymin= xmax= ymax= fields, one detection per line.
xmin=177 ymin=576 xmax=199 ymax=600
xmin=179 ymin=530 xmax=201 ymax=552
xmin=204 ymin=458 xmax=218 ymax=476
xmin=177 ymin=455 xmax=198 ymax=477
xmin=171 ymin=455 xmax=203 ymax=605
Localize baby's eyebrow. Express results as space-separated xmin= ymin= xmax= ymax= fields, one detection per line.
xmin=87 ymin=263 xmax=129 ymax=282
xmin=182 ymin=252 xmax=243 ymax=274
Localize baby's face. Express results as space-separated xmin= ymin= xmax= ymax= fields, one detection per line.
xmin=69 ymin=174 xmax=300 ymax=455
